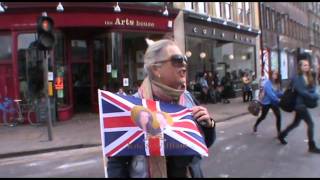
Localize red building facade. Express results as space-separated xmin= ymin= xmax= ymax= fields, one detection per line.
xmin=0 ymin=2 xmax=177 ymax=122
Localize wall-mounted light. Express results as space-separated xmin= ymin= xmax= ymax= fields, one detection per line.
xmin=200 ymin=52 xmax=206 ymax=59
xmin=186 ymin=50 xmax=192 ymax=58
xmin=56 ymin=2 xmax=64 ymax=12
xmin=0 ymin=2 xmax=7 ymax=13
xmin=229 ymin=54 xmax=234 ymax=60
xmin=207 ymin=16 xmax=211 ymax=22
xmin=163 ymin=6 xmax=169 ymax=16
xmin=114 ymin=2 xmax=121 ymax=13
xmin=241 ymin=55 xmax=247 ymax=60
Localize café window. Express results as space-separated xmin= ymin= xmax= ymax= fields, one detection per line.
xmin=0 ymin=34 xmax=12 ymax=61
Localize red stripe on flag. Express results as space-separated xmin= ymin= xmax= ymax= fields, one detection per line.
xmin=146 ymin=99 xmax=157 ymax=111
xmin=101 ymin=92 xmax=131 ymax=111
xmin=148 ymin=136 xmax=161 ymax=156
xmin=170 ymin=109 xmax=192 ymax=118
xmin=145 ymin=100 xmax=161 ymax=156
xmin=172 ymin=121 xmax=199 ymax=132
xmin=106 ymin=131 xmax=142 ymax=157
xmin=104 ymin=116 xmax=136 ymax=128
xmin=174 ymin=130 xmax=208 ymax=153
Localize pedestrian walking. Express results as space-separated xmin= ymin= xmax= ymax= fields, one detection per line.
xmin=278 ymin=53 xmax=320 ymax=153
xmin=253 ymin=70 xmax=283 ymax=137
xmin=107 ymin=38 xmax=216 ymax=178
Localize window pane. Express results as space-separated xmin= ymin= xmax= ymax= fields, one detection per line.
xmin=185 ymin=2 xmax=192 ymax=10
xmin=18 ymin=33 xmax=43 ymax=101
xmin=215 ymin=2 xmax=221 ymax=17
xmin=198 ymin=2 xmax=205 ymax=14
xmin=0 ymin=35 xmax=12 ymax=61
xmin=237 ymin=2 xmax=243 ymax=23
xmin=225 ymin=2 xmax=232 ymax=20
xmin=71 ymin=40 xmax=88 ymax=61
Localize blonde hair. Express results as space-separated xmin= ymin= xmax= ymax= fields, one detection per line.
xmin=143 ymin=39 xmax=178 ymax=79
xmin=298 ymin=59 xmax=314 ymax=86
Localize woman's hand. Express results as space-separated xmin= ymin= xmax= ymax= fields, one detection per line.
xmin=191 ymin=106 xmax=214 ymax=128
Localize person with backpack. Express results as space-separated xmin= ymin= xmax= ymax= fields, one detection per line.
xmin=252 ymin=70 xmax=283 ymax=137
xmin=278 ymin=53 xmax=320 ymax=153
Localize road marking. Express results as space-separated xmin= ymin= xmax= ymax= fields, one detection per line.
xmin=56 ymin=159 xmax=97 ymax=169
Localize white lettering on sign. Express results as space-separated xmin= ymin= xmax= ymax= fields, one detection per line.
xmin=105 ymin=18 xmax=155 ymax=28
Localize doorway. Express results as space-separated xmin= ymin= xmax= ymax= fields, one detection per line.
xmin=69 ymin=38 xmax=92 ymax=113
xmin=67 ymin=29 xmax=108 ymax=113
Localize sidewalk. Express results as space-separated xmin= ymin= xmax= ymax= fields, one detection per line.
xmin=0 ymin=97 xmax=249 ymax=159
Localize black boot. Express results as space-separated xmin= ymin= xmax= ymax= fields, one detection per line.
xmin=278 ymin=133 xmax=287 ymax=145
xmin=253 ymin=125 xmax=257 ymax=133
xmin=308 ymin=141 xmax=320 ymax=153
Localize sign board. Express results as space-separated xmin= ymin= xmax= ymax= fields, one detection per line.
xmin=48 ymin=72 xmax=54 ymax=81
xmin=55 ymin=77 xmax=64 ymax=90
xmin=123 ymin=78 xmax=129 ymax=87
xmin=106 ymin=64 xmax=112 ymax=73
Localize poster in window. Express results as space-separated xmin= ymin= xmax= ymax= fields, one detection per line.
xmin=136 ymin=50 xmax=144 ymax=63
xmin=112 ymin=69 xmax=117 ymax=78
xmin=123 ymin=78 xmax=129 ymax=87
xmin=137 ymin=68 xmax=145 ymax=80
xmin=270 ymin=51 xmax=278 ymax=71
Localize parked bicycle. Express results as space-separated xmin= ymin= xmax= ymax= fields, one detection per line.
xmin=0 ymin=97 xmax=44 ymax=127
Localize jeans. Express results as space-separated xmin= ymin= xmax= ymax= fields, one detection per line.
xmin=254 ymin=104 xmax=281 ymax=135
xmin=280 ymin=106 xmax=315 ymax=147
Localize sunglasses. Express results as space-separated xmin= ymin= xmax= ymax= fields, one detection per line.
xmin=156 ymin=54 xmax=188 ymax=67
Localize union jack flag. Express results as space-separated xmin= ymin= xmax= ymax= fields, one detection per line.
xmin=98 ymin=90 xmax=208 ymax=157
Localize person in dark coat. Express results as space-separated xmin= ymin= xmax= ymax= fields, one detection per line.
xmin=278 ymin=53 xmax=320 ymax=153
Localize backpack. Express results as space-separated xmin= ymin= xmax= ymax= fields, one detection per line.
xmin=279 ymin=81 xmax=296 ymax=112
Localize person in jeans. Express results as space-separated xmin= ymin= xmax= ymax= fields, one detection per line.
xmin=242 ymin=72 xmax=253 ymax=102
xmin=278 ymin=53 xmax=320 ymax=153
xmin=253 ymin=70 xmax=283 ymax=137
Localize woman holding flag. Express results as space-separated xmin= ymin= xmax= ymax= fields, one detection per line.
xmin=106 ymin=38 xmax=216 ymax=178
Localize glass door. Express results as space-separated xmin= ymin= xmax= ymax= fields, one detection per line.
xmin=69 ymin=39 xmax=92 ymax=113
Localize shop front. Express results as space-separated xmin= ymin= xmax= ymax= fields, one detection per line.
xmin=182 ymin=14 xmax=259 ymax=97
xmin=0 ymin=3 xmax=177 ymax=122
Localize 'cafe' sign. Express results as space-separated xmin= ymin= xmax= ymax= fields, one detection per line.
xmin=105 ymin=17 xmax=155 ymax=28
